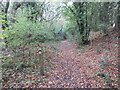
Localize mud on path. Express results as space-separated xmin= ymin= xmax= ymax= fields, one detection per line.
xmin=49 ymin=40 xmax=99 ymax=88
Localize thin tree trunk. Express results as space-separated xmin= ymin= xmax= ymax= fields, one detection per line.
xmin=117 ymin=2 xmax=120 ymax=31
xmin=73 ymin=2 xmax=90 ymax=45
xmin=2 ymin=1 xmax=9 ymax=30
xmin=2 ymin=0 xmax=10 ymax=47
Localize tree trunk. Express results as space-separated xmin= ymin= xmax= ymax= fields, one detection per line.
xmin=2 ymin=1 xmax=9 ymax=30
xmin=1 ymin=0 xmax=10 ymax=47
xmin=73 ymin=2 xmax=89 ymax=45
xmin=116 ymin=2 xmax=120 ymax=31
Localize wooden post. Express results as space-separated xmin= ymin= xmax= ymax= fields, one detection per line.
xmin=38 ymin=48 xmax=44 ymax=75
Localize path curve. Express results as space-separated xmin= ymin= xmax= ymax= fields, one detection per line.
xmin=49 ymin=40 xmax=95 ymax=88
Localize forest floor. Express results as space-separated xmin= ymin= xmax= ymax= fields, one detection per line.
xmin=1 ymin=29 xmax=119 ymax=88
xmin=48 ymin=29 xmax=119 ymax=88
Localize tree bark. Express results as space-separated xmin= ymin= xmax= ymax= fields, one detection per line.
xmin=117 ymin=1 xmax=120 ymax=31
xmin=2 ymin=0 xmax=10 ymax=30
xmin=1 ymin=0 xmax=10 ymax=47
xmin=73 ymin=2 xmax=89 ymax=45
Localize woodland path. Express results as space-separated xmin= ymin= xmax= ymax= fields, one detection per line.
xmin=49 ymin=40 xmax=99 ymax=88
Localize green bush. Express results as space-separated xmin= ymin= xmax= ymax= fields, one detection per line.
xmin=2 ymin=16 xmax=54 ymax=47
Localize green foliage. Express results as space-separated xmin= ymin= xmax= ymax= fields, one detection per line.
xmin=62 ymin=2 xmax=117 ymax=45
xmin=97 ymin=71 xmax=105 ymax=78
xmin=3 ymin=17 xmax=54 ymax=47
xmin=1 ymin=7 xmax=55 ymax=75
xmin=62 ymin=6 xmax=79 ymax=39
xmin=98 ymin=57 xmax=118 ymax=88
xmin=96 ymin=49 xmax=102 ymax=54
xmin=99 ymin=57 xmax=109 ymax=69
xmin=1 ymin=2 xmax=118 ymax=87
xmin=2 ymin=58 xmax=13 ymax=68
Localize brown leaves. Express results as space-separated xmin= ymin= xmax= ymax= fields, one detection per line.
xmin=2 ymin=29 xmax=118 ymax=88
xmin=48 ymin=31 xmax=118 ymax=88
xmin=25 ymin=85 xmax=30 ymax=88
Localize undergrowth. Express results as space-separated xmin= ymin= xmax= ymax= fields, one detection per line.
xmin=97 ymin=57 xmax=119 ymax=88
xmin=1 ymin=43 xmax=54 ymax=88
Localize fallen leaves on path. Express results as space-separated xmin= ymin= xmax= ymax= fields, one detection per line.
xmin=48 ymin=30 xmax=118 ymax=88
xmin=2 ymin=30 xmax=118 ymax=88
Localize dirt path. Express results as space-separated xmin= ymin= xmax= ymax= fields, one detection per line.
xmin=48 ymin=30 xmax=119 ymax=88
xmin=49 ymin=40 xmax=95 ymax=88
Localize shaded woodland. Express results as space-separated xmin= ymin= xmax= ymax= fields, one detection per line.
xmin=0 ymin=0 xmax=119 ymax=88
